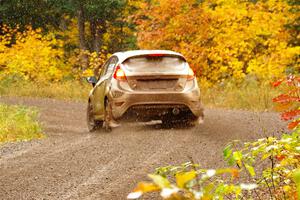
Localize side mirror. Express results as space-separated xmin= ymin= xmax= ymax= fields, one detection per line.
xmin=86 ymin=76 xmax=97 ymax=87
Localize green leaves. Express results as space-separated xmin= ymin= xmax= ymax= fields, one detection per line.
xmin=232 ymin=151 xmax=243 ymax=166
xmin=223 ymin=144 xmax=235 ymax=165
xmin=0 ymin=104 xmax=44 ymax=143
xmin=293 ymin=169 xmax=300 ymax=198
xmin=244 ymin=164 xmax=256 ymax=177
xmin=223 ymin=144 xmax=232 ymax=159
xmin=148 ymin=174 xmax=171 ymax=189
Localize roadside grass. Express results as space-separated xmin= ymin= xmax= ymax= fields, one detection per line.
xmin=0 ymin=77 xmax=90 ymax=101
xmin=201 ymin=80 xmax=280 ymax=111
xmin=0 ymin=76 xmax=280 ymax=111
xmin=0 ymin=104 xmax=44 ymax=143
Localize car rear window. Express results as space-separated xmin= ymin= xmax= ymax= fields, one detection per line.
xmin=123 ymin=55 xmax=186 ymax=72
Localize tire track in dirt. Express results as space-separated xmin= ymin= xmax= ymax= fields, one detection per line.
xmin=0 ymin=97 xmax=286 ymax=200
xmin=61 ymin=123 xmax=194 ymax=200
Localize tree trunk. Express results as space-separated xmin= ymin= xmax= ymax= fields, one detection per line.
xmin=95 ymin=26 xmax=101 ymax=54
xmin=91 ymin=19 xmax=106 ymax=76
xmin=77 ymin=4 xmax=88 ymax=69
xmin=120 ymin=22 xmax=124 ymax=50
xmin=90 ymin=20 xmax=101 ymax=55
xmin=90 ymin=20 xmax=97 ymax=52
xmin=77 ymin=5 xmax=86 ymax=50
xmin=96 ymin=19 xmax=106 ymax=52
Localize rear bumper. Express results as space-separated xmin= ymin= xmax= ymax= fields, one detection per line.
xmin=109 ymin=88 xmax=204 ymax=120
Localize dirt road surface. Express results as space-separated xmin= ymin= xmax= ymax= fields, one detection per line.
xmin=0 ymin=97 xmax=286 ymax=200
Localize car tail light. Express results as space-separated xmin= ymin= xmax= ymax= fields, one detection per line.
xmin=187 ymin=68 xmax=195 ymax=80
xmin=113 ymin=65 xmax=126 ymax=81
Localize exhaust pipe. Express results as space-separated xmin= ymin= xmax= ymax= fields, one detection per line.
xmin=172 ymin=108 xmax=180 ymax=115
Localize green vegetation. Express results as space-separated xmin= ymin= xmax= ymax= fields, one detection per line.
xmin=0 ymin=0 xmax=134 ymax=53
xmin=0 ymin=104 xmax=43 ymax=143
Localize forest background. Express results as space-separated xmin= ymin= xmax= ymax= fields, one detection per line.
xmin=0 ymin=0 xmax=299 ymax=110
xmin=1 ymin=1 xmax=300 ymax=198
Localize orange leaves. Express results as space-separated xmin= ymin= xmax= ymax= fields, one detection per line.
xmin=134 ymin=0 xmax=299 ymax=85
xmin=281 ymin=110 xmax=300 ymax=121
xmin=288 ymin=120 xmax=300 ymax=130
xmin=273 ymin=76 xmax=300 ymax=88
xmin=230 ymin=168 xmax=240 ymax=179
xmin=272 ymin=76 xmax=300 ymax=130
xmin=275 ymin=154 xmax=286 ymax=161
xmin=272 ymin=79 xmax=284 ymax=87
xmin=273 ymin=94 xmax=300 ymax=104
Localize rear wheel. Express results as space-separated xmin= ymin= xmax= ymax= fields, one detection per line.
xmin=87 ymin=101 xmax=103 ymax=132
xmin=103 ymin=99 xmax=112 ymax=132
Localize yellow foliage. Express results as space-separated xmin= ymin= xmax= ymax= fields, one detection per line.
xmin=53 ymin=19 xmax=109 ymax=79
xmin=67 ymin=49 xmax=110 ymax=79
xmin=0 ymin=24 xmax=108 ymax=81
xmin=0 ymin=26 xmax=70 ymax=81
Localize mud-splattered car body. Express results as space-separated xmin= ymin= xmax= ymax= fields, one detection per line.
xmin=87 ymin=50 xmax=204 ymax=131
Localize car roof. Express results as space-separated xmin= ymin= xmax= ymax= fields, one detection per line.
xmin=113 ymin=50 xmax=186 ymax=62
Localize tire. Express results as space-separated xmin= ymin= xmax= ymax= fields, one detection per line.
xmin=103 ymin=98 xmax=112 ymax=132
xmin=87 ymin=101 xmax=103 ymax=132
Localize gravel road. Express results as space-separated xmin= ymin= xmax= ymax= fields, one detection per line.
xmin=0 ymin=97 xmax=286 ymax=200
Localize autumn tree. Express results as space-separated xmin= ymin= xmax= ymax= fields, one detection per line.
xmin=0 ymin=0 xmax=135 ymax=53
xmin=0 ymin=0 xmax=64 ymax=30
xmin=135 ymin=0 xmax=300 ymax=86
